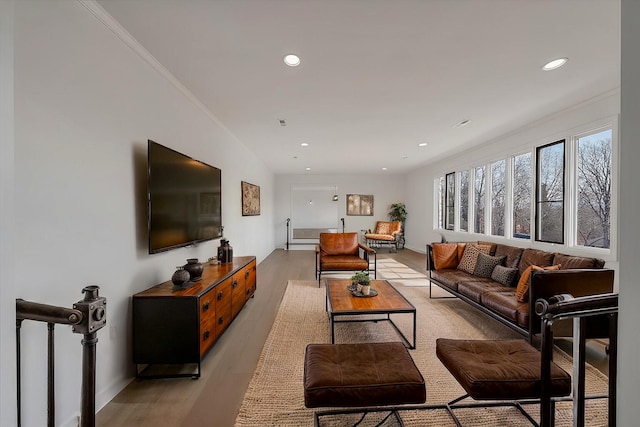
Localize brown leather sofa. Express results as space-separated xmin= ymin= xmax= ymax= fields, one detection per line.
xmin=315 ymin=232 xmax=376 ymax=285
xmin=427 ymin=242 xmax=614 ymax=342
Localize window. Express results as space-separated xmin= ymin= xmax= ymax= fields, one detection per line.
xmin=491 ymin=160 xmax=506 ymax=236
xmin=436 ymin=176 xmax=444 ymax=229
xmin=460 ymin=170 xmax=469 ymax=232
xmin=512 ymin=152 xmax=532 ymax=239
xmin=536 ymin=140 xmax=565 ymax=243
xmin=445 ymin=172 xmax=455 ymax=230
xmin=576 ymin=129 xmax=612 ymax=248
xmin=474 ymin=166 xmax=485 ymax=234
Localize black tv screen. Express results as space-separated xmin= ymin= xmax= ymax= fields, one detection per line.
xmin=147 ymin=140 xmax=222 ymax=254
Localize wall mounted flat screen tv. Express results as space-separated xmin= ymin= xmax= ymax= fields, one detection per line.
xmin=148 ymin=140 xmax=222 ymax=254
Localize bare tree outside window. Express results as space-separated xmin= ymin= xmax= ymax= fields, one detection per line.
xmin=491 ymin=160 xmax=506 ymax=236
xmin=576 ymin=130 xmax=612 ymax=248
xmin=437 ymin=176 xmax=444 ymax=229
xmin=474 ymin=166 xmax=485 ymax=234
xmin=445 ymin=172 xmax=455 ymax=230
xmin=513 ymin=152 xmax=532 ymax=239
xmin=536 ymin=141 xmax=565 ymax=243
xmin=460 ymin=170 xmax=469 ymax=232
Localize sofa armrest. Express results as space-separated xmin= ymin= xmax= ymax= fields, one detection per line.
xmin=358 ymin=243 xmax=375 ymax=254
xmin=528 ymin=269 xmax=614 ymax=335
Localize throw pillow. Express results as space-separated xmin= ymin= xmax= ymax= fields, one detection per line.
xmin=491 ymin=265 xmax=518 ymax=286
xmin=432 ymin=243 xmax=459 ymax=270
xmin=515 ymin=264 xmax=561 ymax=302
xmin=457 ymin=243 xmax=492 ymax=274
xmin=473 ymin=253 xmax=506 ymax=278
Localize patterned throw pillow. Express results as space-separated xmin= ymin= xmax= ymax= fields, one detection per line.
xmin=515 ymin=264 xmax=561 ymax=302
xmin=457 ymin=243 xmax=491 ymax=274
xmin=473 ymin=253 xmax=506 ymax=278
xmin=491 ymin=265 xmax=518 ymax=286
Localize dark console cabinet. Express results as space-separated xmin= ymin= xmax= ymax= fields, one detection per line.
xmin=133 ymin=256 xmax=256 ymax=378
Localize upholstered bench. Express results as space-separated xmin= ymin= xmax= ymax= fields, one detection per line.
xmin=304 ymin=342 xmax=425 ymax=425
xmin=436 ymin=338 xmax=571 ymax=400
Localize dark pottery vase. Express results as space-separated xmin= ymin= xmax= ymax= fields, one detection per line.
xmin=171 ymin=267 xmax=190 ymax=287
xmin=183 ymin=258 xmax=204 ymax=281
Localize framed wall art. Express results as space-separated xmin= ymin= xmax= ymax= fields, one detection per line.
xmin=241 ymin=181 xmax=261 ymax=216
xmin=346 ymin=194 xmax=374 ymax=216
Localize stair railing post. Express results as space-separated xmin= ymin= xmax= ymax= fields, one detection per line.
xmin=72 ymin=285 xmax=107 ymax=427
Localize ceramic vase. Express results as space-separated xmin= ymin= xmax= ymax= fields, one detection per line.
xmin=171 ymin=267 xmax=190 ymax=287
xmin=361 ymin=285 xmax=371 ymax=296
xmin=183 ymin=258 xmax=204 ymax=281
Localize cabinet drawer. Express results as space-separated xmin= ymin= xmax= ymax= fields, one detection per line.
xmin=199 ymin=289 xmax=217 ymax=356
xmin=215 ymin=277 xmax=232 ymax=309
xmin=245 ymin=260 xmax=257 ymax=301
xmin=231 ymin=271 xmax=246 ymax=318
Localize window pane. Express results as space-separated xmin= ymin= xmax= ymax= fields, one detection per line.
xmin=437 ymin=176 xmax=444 ymax=229
xmin=576 ymin=129 xmax=612 ymax=248
xmin=536 ymin=141 xmax=564 ymax=243
xmin=474 ymin=166 xmax=485 ymax=234
xmin=513 ymin=152 xmax=532 ymax=239
xmin=491 ymin=160 xmax=506 ymax=236
xmin=445 ymin=172 xmax=455 ymax=230
xmin=460 ymin=170 xmax=469 ymax=232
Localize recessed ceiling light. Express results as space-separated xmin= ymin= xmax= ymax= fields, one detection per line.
xmin=382 ymin=167 xmax=387 ymax=171
xmin=284 ymin=54 xmax=301 ymax=67
xmin=454 ymin=119 xmax=471 ymax=128
xmin=305 ymin=167 xmax=311 ymax=171
xmin=419 ymin=142 xmax=427 ymax=147
xmin=542 ymin=57 xmax=568 ymax=71
xmin=300 ymin=142 xmax=309 ymax=147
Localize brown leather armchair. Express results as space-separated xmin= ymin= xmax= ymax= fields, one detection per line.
xmin=315 ymin=232 xmax=376 ymax=286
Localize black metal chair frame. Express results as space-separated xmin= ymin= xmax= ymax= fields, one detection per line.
xmin=312 ymin=292 xmax=618 ymax=427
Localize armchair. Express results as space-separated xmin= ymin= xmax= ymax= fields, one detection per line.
xmin=364 ymin=221 xmax=404 ymax=252
xmin=315 ymin=232 xmax=376 ymax=286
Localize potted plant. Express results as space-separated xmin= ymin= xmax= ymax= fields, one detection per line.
xmin=388 ymin=202 xmax=407 ymax=223
xmin=351 ymin=271 xmax=371 ymax=295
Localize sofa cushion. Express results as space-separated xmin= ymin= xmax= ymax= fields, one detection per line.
xmin=519 ymin=249 xmax=554 ymax=277
xmin=458 ymin=281 xmax=512 ymax=303
xmin=458 ymin=243 xmax=492 ymax=274
xmin=494 ymin=244 xmax=524 ymax=269
xmin=473 ymin=253 xmax=506 ymax=278
xmin=515 ymin=264 xmax=561 ymax=302
xmin=491 ymin=265 xmax=518 ymax=286
xmin=432 ymin=243 xmax=459 ymax=269
xmin=553 ymin=253 xmax=597 ymax=269
xmin=481 ymin=291 xmax=530 ymax=328
xmin=431 ymin=269 xmax=477 ymax=292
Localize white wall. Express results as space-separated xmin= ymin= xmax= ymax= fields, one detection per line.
xmin=405 ymin=91 xmax=620 ymax=259
xmin=12 ymin=2 xmax=273 ymax=426
xmin=274 ymin=174 xmax=408 ymax=248
xmin=1 ymin=1 xmax=17 ymax=425
xmin=618 ymin=0 xmax=640 ymax=423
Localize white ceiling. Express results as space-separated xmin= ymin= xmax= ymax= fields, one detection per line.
xmin=97 ymin=0 xmax=620 ymax=175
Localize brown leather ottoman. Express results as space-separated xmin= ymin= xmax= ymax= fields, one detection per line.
xmin=304 ymin=342 xmax=426 ymax=408
xmin=436 ymin=338 xmax=571 ymax=400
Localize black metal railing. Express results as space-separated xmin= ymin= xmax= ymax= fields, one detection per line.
xmin=16 ymin=285 xmax=106 ymax=427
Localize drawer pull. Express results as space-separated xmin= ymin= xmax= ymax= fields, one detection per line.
xmin=203 ymin=330 xmax=210 ymax=340
xmin=218 ymin=316 xmax=224 ymax=325
xmin=245 ymin=270 xmax=250 ymax=279
xmin=217 ymin=291 xmax=223 ymax=300
xmin=203 ymin=301 xmax=210 ymax=311
xmin=232 ymin=280 xmax=238 ymax=289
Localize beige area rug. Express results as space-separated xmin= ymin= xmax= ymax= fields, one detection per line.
xmin=325 ymin=258 xmax=428 ymax=287
xmin=234 ymin=281 xmax=609 ymax=426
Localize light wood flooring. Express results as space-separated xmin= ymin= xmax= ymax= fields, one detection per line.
xmin=95 ymin=248 xmax=609 ymax=427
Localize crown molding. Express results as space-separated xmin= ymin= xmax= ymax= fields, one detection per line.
xmin=77 ymin=0 xmax=239 ymax=140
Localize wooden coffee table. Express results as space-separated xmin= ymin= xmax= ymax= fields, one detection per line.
xmin=325 ymin=279 xmax=416 ymax=348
